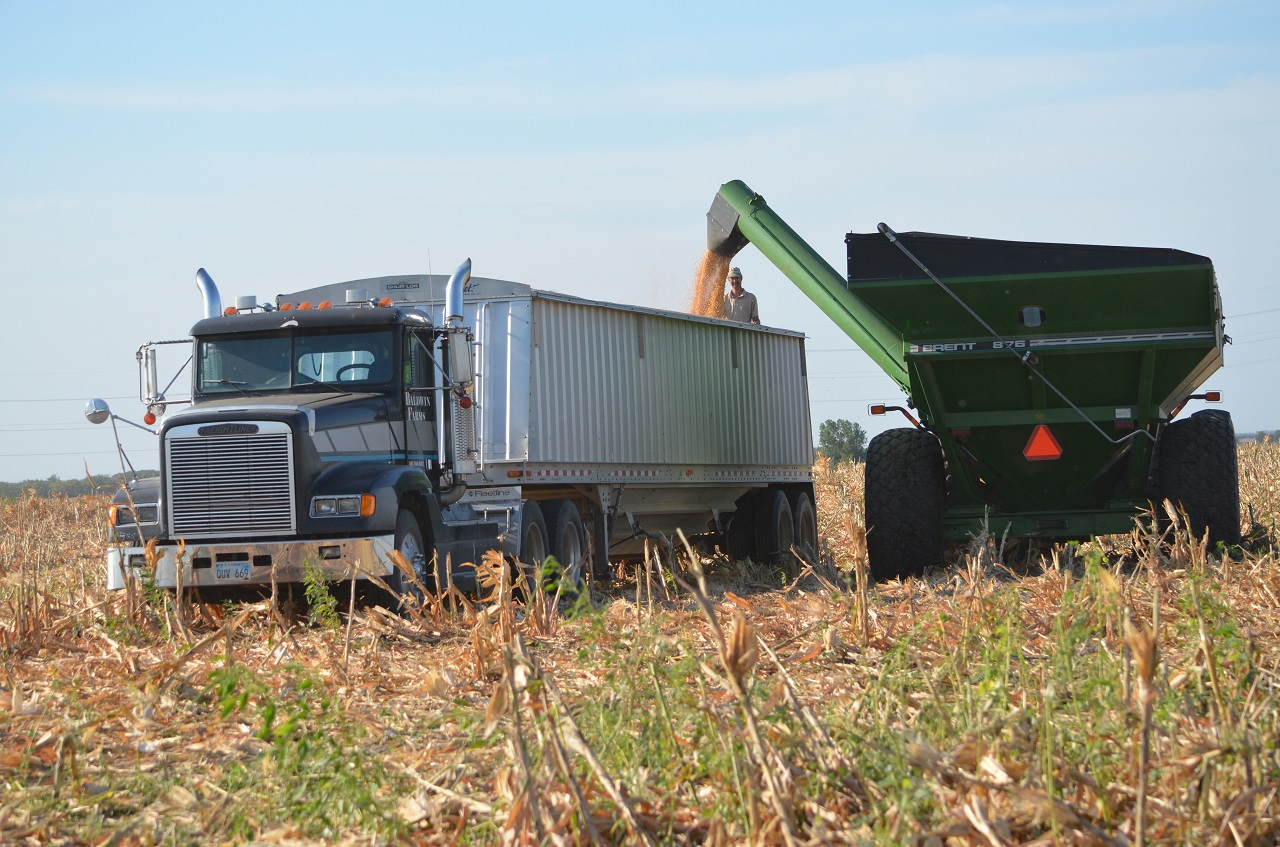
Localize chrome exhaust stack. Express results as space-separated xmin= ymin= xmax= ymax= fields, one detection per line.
xmin=196 ymin=268 xmax=222 ymax=319
xmin=437 ymin=258 xmax=475 ymax=505
xmin=445 ymin=258 xmax=471 ymax=327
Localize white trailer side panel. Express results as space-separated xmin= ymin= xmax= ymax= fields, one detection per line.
xmin=526 ymin=295 xmax=811 ymax=468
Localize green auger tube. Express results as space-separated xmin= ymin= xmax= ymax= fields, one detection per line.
xmin=707 ymin=179 xmax=910 ymax=391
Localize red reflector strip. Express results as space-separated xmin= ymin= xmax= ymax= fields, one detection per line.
xmin=1023 ymin=425 xmax=1063 ymax=461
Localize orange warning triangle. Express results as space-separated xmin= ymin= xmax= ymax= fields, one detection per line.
xmin=1023 ymin=425 xmax=1063 ymax=461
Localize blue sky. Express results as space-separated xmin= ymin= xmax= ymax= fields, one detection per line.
xmin=2 ymin=1 xmax=1278 ymax=481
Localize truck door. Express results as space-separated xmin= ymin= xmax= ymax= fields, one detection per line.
xmin=404 ymin=329 xmax=437 ymax=469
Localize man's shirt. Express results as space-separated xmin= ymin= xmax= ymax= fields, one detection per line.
xmin=723 ymin=289 xmax=759 ymax=323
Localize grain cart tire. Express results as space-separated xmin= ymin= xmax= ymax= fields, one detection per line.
xmin=542 ymin=499 xmax=587 ymax=587
xmin=788 ymin=490 xmax=819 ymax=565
xmin=755 ymin=489 xmax=796 ymax=571
xmin=1156 ymin=409 xmax=1241 ymax=548
xmin=865 ymin=428 xmax=945 ymax=581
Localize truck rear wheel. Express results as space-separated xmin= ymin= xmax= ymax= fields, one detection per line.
xmin=1156 ymin=409 xmax=1241 ymax=548
xmin=865 ymin=428 xmax=945 ymax=580
xmin=788 ymin=490 xmax=818 ymax=564
xmin=519 ymin=500 xmax=549 ymax=567
xmin=543 ymin=499 xmax=587 ymax=584
xmin=755 ymin=489 xmax=795 ymax=571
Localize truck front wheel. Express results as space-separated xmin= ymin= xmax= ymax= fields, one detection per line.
xmin=864 ymin=428 xmax=945 ymax=581
xmin=385 ymin=508 xmax=429 ymax=610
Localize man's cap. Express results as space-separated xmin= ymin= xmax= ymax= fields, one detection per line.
xmin=727 ymin=267 xmax=743 ymax=280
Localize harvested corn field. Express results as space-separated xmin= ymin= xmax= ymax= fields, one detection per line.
xmin=2 ymin=445 xmax=1280 ymax=845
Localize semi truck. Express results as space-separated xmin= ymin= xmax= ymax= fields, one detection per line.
xmin=89 ymin=260 xmax=817 ymax=598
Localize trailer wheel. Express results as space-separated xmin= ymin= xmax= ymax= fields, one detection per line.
xmin=1156 ymin=409 xmax=1241 ymax=548
xmin=725 ymin=493 xmax=758 ymax=561
xmin=755 ymin=489 xmax=795 ymax=571
xmin=865 ymin=428 xmax=945 ymax=580
xmin=543 ymin=499 xmax=587 ymax=586
xmin=788 ymin=490 xmax=818 ymax=564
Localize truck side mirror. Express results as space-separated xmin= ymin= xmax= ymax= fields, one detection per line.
xmin=448 ymin=330 xmax=474 ymax=387
xmin=86 ymin=398 xmax=112 ymax=424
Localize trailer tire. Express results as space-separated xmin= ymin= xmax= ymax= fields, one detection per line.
xmin=725 ymin=493 xmax=758 ymax=561
xmin=1156 ymin=409 xmax=1241 ymax=548
xmin=788 ymin=490 xmax=818 ymax=565
xmin=865 ymin=428 xmax=945 ymax=581
xmin=543 ymin=499 xmax=587 ymax=587
xmin=755 ymin=489 xmax=795 ymax=571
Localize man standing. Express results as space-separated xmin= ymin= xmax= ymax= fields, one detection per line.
xmin=723 ymin=266 xmax=760 ymax=324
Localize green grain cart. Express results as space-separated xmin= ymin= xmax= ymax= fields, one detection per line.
xmin=708 ymin=180 xmax=1240 ymax=578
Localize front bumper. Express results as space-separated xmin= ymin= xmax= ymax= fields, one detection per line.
xmin=105 ymin=535 xmax=397 ymax=591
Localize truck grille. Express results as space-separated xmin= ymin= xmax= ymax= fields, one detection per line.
xmin=166 ymin=422 xmax=296 ymax=538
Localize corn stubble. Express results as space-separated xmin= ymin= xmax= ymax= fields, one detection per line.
xmin=2 ymin=444 xmax=1280 ymax=845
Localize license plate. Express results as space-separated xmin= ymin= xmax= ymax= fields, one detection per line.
xmin=214 ymin=561 xmax=252 ymax=582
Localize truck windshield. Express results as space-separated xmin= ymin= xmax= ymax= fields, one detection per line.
xmin=197 ymin=330 xmax=395 ymax=394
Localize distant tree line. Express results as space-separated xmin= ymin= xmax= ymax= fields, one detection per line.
xmin=0 ymin=472 xmax=156 ymax=499
xmin=818 ymin=419 xmax=868 ymax=464
xmin=1250 ymin=432 xmax=1280 ymax=445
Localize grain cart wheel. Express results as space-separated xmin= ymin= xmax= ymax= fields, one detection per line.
xmin=542 ymin=499 xmax=587 ymax=588
xmin=755 ymin=489 xmax=796 ymax=572
xmin=788 ymin=490 xmax=819 ymax=565
xmin=1156 ymin=409 xmax=1241 ymax=548
xmin=864 ymin=428 xmax=945 ymax=581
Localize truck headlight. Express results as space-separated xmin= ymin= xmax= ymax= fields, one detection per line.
xmin=311 ymin=494 xmax=375 ymax=518
xmin=112 ymin=503 xmax=159 ymax=525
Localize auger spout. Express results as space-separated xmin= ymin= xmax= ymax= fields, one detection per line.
xmin=707 ymin=180 xmax=909 ymax=389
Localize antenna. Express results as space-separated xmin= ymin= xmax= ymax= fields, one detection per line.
xmin=427 ymin=248 xmax=436 ymax=310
